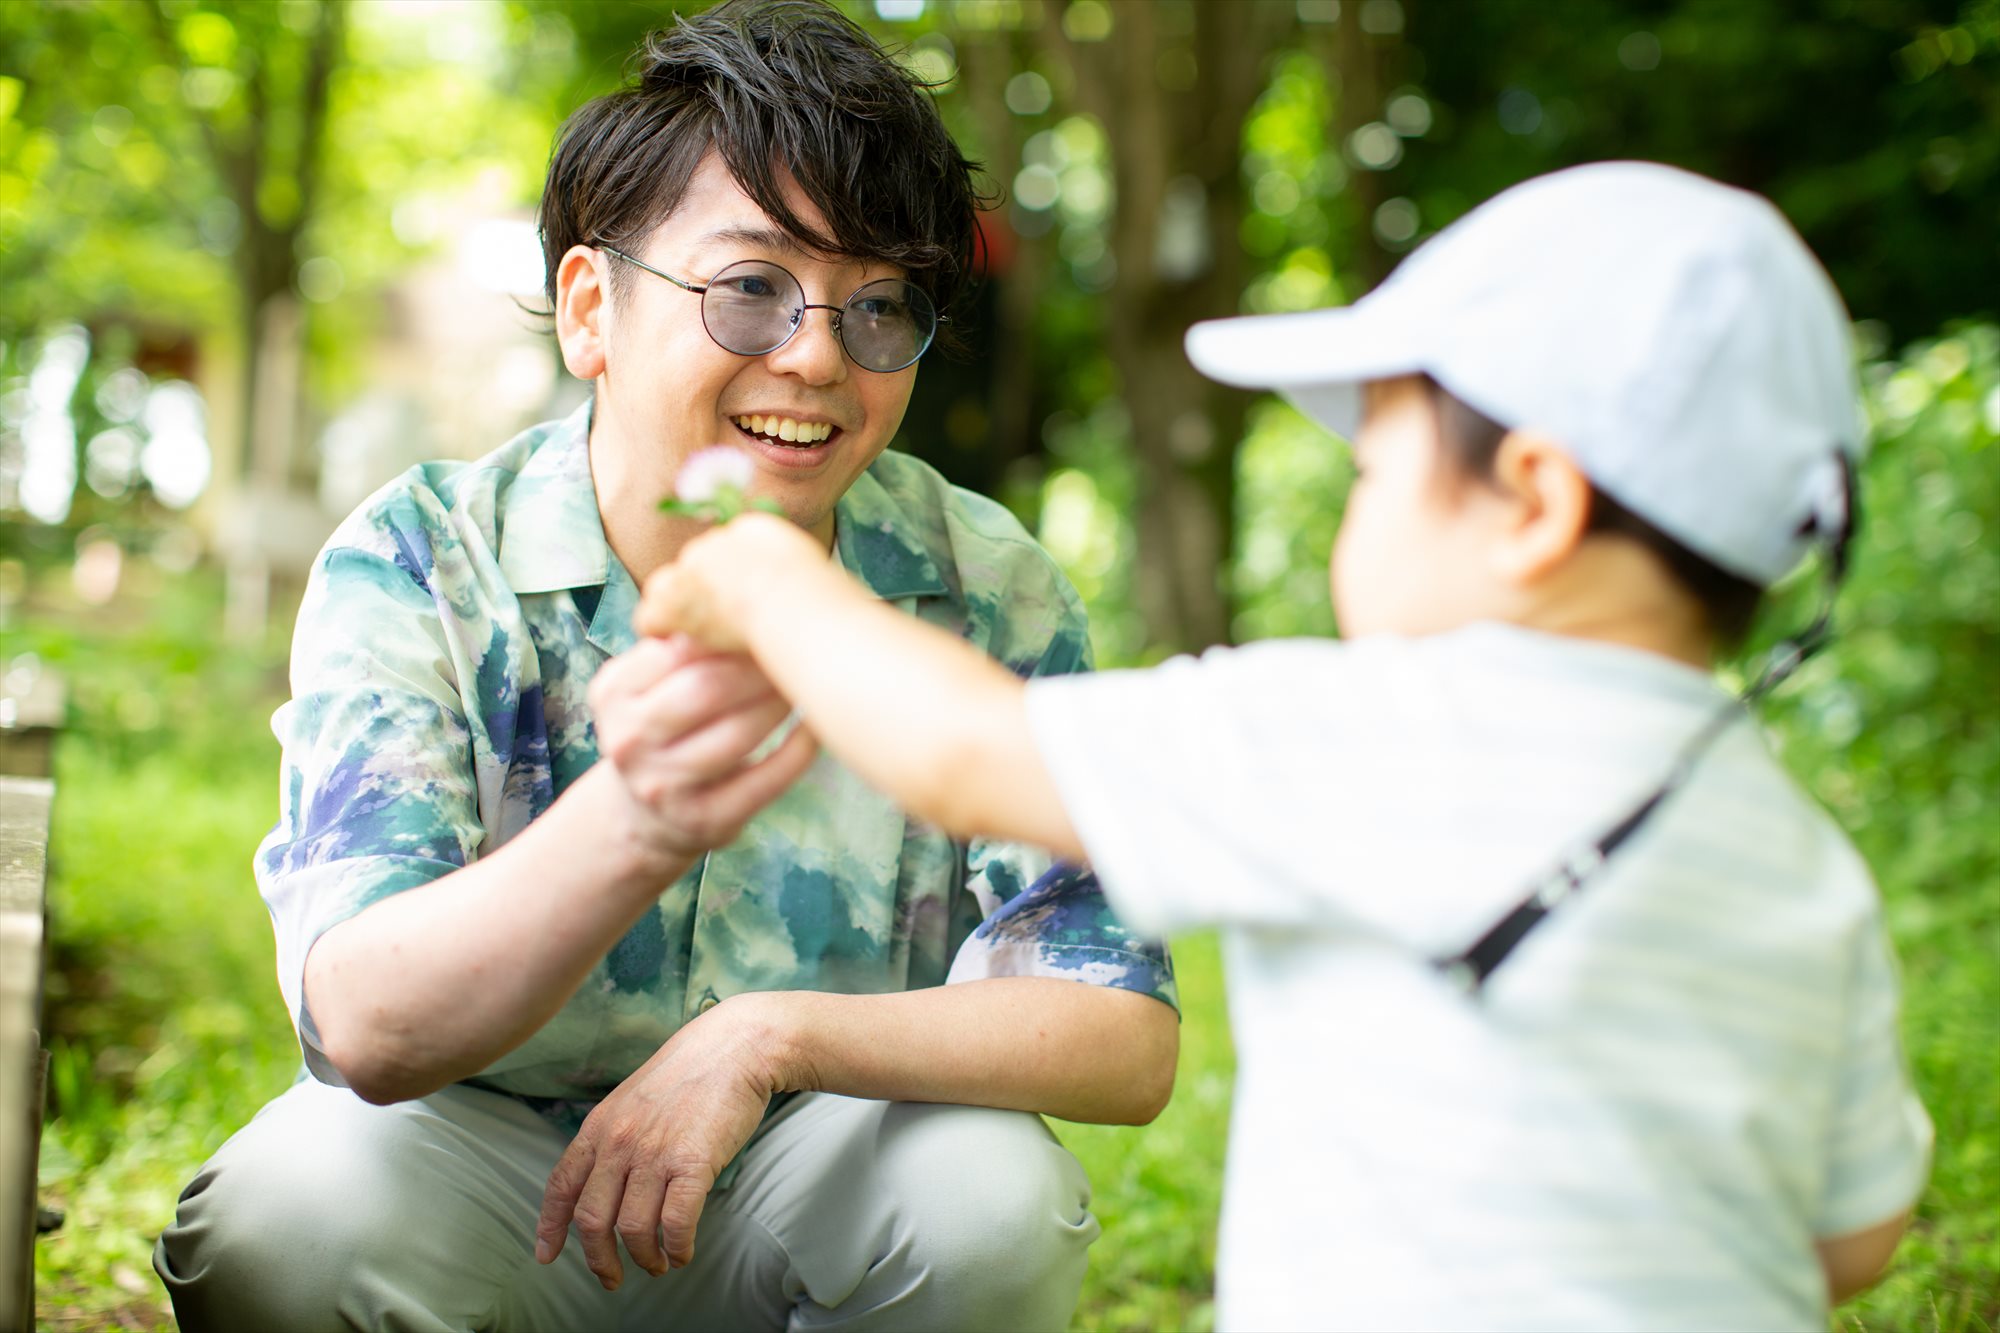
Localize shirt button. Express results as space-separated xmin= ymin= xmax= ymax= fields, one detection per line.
xmin=697 ymin=993 xmax=719 ymax=1014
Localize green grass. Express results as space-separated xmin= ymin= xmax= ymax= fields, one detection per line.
xmin=20 ymin=570 xmax=1999 ymax=1332
xmin=20 ymin=570 xmax=300 ymax=1331
xmin=1062 ymin=933 xmax=1232 ymax=1333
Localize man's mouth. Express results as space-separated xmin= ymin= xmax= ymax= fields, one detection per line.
xmin=732 ymin=414 xmax=837 ymax=447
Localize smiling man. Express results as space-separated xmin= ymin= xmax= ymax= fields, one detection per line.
xmin=153 ymin=3 xmax=1178 ymax=1329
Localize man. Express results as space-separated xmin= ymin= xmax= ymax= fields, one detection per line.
xmin=154 ymin=3 xmax=1178 ymax=1328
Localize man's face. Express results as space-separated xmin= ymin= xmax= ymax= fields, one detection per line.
xmin=587 ymin=152 xmax=918 ymax=543
xmin=1331 ymin=376 xmax=1509 ymax=639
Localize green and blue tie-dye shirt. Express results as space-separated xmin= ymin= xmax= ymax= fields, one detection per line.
xmin=257 ymin=400 xmax=1175 ymax=1110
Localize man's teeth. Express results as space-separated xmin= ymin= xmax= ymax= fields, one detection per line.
xmin=732 ymin=415 xmax=834 ymax=444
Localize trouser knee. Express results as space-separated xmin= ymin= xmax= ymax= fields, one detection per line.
xmin=157 ymin=1138 xmax=411 ymax=1331
xmin=874 ymin=1104 xmax=1098 ymax=1321
xmin=155 ymin=1081 xmax=565 ymax=1333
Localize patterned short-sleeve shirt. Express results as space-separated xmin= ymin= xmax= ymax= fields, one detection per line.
xmin=257 ymin=400 xmax=1176 ymax=1112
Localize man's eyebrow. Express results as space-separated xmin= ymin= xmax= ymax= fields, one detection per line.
xmin=693 ymin=225 xmax=816 ymax=259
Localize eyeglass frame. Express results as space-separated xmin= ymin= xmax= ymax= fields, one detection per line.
xmin=594 ymin=245 xmax=946 ymax=374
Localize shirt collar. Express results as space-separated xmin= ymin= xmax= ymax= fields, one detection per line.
xmin=496 ymin=398 xmax=610 ymax=596
xmin=498 ymin=398 xmax=948 ymax=608
xmin=835 ymin=463 xmax=948 ymax=601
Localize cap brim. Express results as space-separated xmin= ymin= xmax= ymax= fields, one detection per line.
xmin=1184 ymin=307 xmax=1423 ymax=442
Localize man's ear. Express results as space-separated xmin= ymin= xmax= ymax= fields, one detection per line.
xmin=555 ymin=245 xmax=611 ymax=381
xmin=1486 ymin=429 xmax=1593 ymax=584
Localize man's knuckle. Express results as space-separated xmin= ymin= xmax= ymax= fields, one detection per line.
xmin=603 ymin=1122 xmax=648 ymax=1155
xmin=664 ymin=1154 xmax=715 ymax=1185
xmin=601 ymin=727 xmax=637 ymax=765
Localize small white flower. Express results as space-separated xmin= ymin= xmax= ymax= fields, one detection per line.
xmin=675 ymin=447 xmax=756 ymax=504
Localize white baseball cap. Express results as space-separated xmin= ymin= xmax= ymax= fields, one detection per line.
xmin=1185 ymin=161 xmax=1863 ymax=586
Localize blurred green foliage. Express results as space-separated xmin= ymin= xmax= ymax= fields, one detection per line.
xmin=1768 ymin=328 xmax=2000 ymax=1329
xmin=1391 ymin=0 xmax=2000 ymax=346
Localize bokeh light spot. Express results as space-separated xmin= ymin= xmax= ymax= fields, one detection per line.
xmin=1347 ymin=122 xmax=1402 ymax=170
xmin=1618 ymin=31 xmax=1662 ymax=71
xmin=1005 ymin=71 xmax=1053 ymax=116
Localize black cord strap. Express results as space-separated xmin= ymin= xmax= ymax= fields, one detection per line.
xmin=1434 ymin=453 xmax=1857 ymax=996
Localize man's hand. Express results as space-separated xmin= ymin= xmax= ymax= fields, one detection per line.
xmin=636 ymin=512 xmax=828 ymax=652
xmin=589 ymin=633 xmax=819 ymax=867
xmin=534 ymin=996 xmax=792 ymax=1287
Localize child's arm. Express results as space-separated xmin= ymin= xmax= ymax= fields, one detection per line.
xmin=636 ymin=513 xmax=1086 ymax=860
xmin=1815 ymin=1210 xmax=1909 ymax=1304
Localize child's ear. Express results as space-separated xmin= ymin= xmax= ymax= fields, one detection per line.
xmin=555 ymin=245 xmax=611 ymax=381
xmin=1486 ymin=429 xmax=1593 ymax=584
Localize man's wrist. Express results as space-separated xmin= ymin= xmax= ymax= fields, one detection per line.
xmin=576 ymin=763 xmax=700 ymax=890
xmin=719 ymin=989 xmax=824 ymax=1097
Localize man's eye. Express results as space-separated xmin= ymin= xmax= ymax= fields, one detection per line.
xmin=725 ymin=275 xmax=781 ymax=299
xmin=853 ymin=296 xmax=908 ymax=322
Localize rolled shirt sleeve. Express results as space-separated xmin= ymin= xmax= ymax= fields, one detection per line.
xmin=937 ymin=526 xmax=1176 ymax=1011
xmin=257 ymin=533 xmax=492 ymax=1083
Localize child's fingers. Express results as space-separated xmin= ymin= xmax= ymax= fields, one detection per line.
xmin=638 ymin=566 xmax=750 ymax=651
xmin=635 ymin=568 xmax=699 ymax=640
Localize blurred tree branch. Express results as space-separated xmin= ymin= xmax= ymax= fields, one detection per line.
xmin=1043 ymin=0 xmax=1295 ymax=649
xmin=140 ymin=0 xmax=349 ymax=489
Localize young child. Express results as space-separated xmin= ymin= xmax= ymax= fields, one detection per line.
xmin=636 ymin=162 xmax=1932 ymax=1331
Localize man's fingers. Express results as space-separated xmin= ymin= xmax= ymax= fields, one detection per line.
xmin=534 ymin=1139 xmax=595 ymax=1265
xmin=569 ymin=1163 xmax=631 ymax=1291
xmin=637 ymin=657 xmax=779 ymax=741
xmin=615 ymin=1165 xmax=672 ymax=1278
xmin=588 ymin=635 xmax=695 ymax=709
xmin=660 ymin=1172 xmax=713 ymax=1271
xmin=598 ymin=659 xmax=779 ymax=780
xmin=692 ymin=717 xmax=820 ymax=823
xmin=656 ymin=695 xmax=798 ymax=780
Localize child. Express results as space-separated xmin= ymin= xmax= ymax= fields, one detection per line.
xmin=636 ymin=162 xmax=1931 ymax=1331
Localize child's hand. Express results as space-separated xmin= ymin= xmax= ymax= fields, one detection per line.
xmin=636 ymin=512 xmax=825 ymax=652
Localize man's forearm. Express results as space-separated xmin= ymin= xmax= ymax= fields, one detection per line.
xmin=733 ymin=976 xmax=1178 ymax=1126
xmin=304 ymin=763 xmax=691 ymax=1103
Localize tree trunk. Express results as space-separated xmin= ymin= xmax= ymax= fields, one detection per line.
xmin=1053 ymin=0 xmax=1293 ymax=651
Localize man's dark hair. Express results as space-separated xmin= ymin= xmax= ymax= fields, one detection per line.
xmin=1419 ymin=374 xmax=1764 ymax=648
xmin=537 ymin=0 xmax=986 ymax=350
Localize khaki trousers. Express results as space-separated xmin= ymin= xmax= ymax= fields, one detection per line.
xmin=155 ymin=1078 xmax=1097 ymax=1332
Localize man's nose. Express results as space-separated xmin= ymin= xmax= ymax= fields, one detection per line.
xmin=766 ymin=303 xmax=848 ymax=385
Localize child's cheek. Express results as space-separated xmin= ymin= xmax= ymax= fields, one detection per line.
xmin=1329 ymin=518 xmax=1371 ymax=637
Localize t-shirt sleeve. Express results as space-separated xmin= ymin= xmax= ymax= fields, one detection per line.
xmin=1815 ymin=910 xmax=1933 ymax=1237
xmin=1023 ymin=643 xmax=1372 ymax=940
xmin=255 ymin=539 xmax=486 ymax=1084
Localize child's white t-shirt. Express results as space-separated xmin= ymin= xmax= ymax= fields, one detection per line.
xmin=1024 ymin=623 xmax=1931 ymax=1332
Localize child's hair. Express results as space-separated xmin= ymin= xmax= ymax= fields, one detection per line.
xmin=1419 ymin=374 xmax=1764 ymax=648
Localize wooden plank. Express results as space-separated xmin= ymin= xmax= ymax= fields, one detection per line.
xmin=0 ymin=668 xmax=63 ymax=782
xmin=0 ymin=775 xmax=53 ymax=1333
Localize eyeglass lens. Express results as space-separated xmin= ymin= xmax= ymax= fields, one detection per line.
xmin=701 ymin=260 xmax=936 ymax=373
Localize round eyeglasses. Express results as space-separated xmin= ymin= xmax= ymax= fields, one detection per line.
xmin=597 ymin=247 xmax=942 ymax=374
